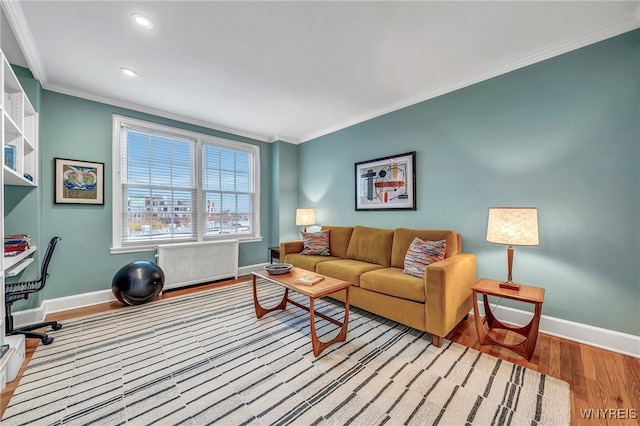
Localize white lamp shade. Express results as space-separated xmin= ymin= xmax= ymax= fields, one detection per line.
xmin=486 ymin=208 xmax=539 ymax=246
xmin=295 ymin=208 xmax=316 ymax=226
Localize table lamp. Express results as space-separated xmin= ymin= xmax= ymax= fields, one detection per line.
xmin=486 ymin=207 xmax=539 ymax=290
xmin=295 ymin=208 xmax=316 ymax=233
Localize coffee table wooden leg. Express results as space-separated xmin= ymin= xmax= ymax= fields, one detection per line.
xmin=310 ymin=287 xmax=350 ymax=357
xmin=252 ymin=274 xmax=288 ymax=319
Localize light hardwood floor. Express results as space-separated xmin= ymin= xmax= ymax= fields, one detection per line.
xmin=2 ymin=276 xmax=639 ymax=425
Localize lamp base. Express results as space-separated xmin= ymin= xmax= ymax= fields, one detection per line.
xmin=499 ymin=280 xmax=520 ymax=290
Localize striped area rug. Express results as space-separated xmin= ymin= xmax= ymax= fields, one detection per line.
xmin=2 ymin=279 xmax=570 ymax=425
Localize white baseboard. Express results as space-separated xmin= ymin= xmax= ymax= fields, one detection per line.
xmin=12 ymin=264 xmax=639 ymax=358
xmin=12 ymin=263 xmax=270 ymax=327
xmin=12 ymin=288 xmax=117 ymax=329
xmin=239 ymin=263 xmax=268 ymax=276
xmin=475 ymin=302 xmax=640 ymax=358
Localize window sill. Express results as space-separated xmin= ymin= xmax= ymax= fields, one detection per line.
xmin=110 ymin=235 xmax=263 ymax=255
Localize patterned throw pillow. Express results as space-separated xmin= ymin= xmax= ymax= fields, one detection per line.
xmin=301 ymin=230 xmax=331 ymax=256
xmin=403 ymin=237 xmax=447 ymax=279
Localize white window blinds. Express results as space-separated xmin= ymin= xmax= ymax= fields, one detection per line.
xmin=202 ymin=144 xmax=255 ymax=236
xmin=113 ymin=115 xmax=260 ymax=249
xmin=120 ymin=125 xmax=197 ymax=243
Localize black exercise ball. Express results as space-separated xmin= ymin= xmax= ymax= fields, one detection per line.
xmin=112 ymin=261 xmax=165 ymax=306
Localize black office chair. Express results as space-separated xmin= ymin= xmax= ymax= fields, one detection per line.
xmin=4 ymin=236 xmax=62 ymax=345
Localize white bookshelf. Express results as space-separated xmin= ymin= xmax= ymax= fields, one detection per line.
xmin=0 ymin=17 xmax=39 ymax=385
xmin=2 ymin=54 xmax=38 ymax=187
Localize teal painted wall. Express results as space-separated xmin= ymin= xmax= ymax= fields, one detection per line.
xmin=270 ymin=140 xmax=281 ymax=247
xmin=268 ymin=140 xmax=299 ymax=246
xmin=276 ymin=141 xmax=299 ymax=243
xmin=5 ymin=89 xmax=274 ymax=305
xmin=298 ymin=30 xmax=640 ymax=335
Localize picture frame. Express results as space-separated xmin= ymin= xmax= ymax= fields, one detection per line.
xmin=355 ymin=151 xmax=416 ymax=211
xmin=54 ymin=157 xmax=104 ymax=205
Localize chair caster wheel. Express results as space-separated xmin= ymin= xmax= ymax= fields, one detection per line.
xmin=52 ymin=323 xmax=62 ymax=331
xmin=42 ymin=336 xmax=54 ymax=345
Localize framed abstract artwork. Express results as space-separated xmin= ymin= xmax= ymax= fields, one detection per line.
xmin=355 ymin=151 xmax=416 ymax=210
xmin=54 ymin=157 xmax=104 ymax=205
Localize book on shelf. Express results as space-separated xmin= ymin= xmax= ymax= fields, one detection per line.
xmin=4 ymin=234 xmax=31 ymax=253
xmin=4 ymin=234 xmax=31 ymax=255
xmin=4 ymin=145 xmax=15 ymax=170
xmin=4 ymin=246 xmax=28 ymax=255
xmin=5 ymin=233 xmax=31 ymax=242
xmin=295 ymin=275 xmax=325 ymax=285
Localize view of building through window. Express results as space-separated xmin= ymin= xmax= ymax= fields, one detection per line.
xmin=124 ymin=128 xmax=196 ymax=240
xmin=114 ymin=115 xmax=259 ymax=247
xmin=202 ymin=145 xmax=253 ymax=236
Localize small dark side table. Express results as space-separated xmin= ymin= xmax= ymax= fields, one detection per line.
xmin=268 ymin=246 xmax=280 ymax=264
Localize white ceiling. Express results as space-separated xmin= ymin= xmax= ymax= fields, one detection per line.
xmin=3 ymin=1 xmax=639 ymax=144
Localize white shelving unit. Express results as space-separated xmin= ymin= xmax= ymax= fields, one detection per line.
xmin=2 ymin=55 xmax=37 ymax=187
xmin=0 ymin=20 xmax=39 ymax=386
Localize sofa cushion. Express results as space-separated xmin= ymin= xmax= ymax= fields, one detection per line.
xmin=301 ymin=230 xmax=330 ymax=256
xmin=403 ymin=238 xmax=446 ymax=279
xmin=285 ymin=253 xmax=340 ymax=272
xmin=320 ymin=225 xmax=354 ymax=258
xmin=345 ymin=226 xmax=394 ymax=267
xmin=360 ymin=267 xmax=426 ymax=303
xmin=391 ymin=229 xmax=459 ymax=268
xmin=316 ymin=259 xmax=384 ymax=286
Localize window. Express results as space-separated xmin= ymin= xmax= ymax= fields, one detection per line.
xmin=112 ymin=115 xmax=260 ymax=251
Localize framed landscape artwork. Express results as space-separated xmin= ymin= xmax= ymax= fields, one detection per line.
xmin=355 ymin=151 xmax=416 ymax=211
xmin=54 ymin=157 xmax=104 ymax=205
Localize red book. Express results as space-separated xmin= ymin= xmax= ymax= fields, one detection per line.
xmin=4 ymin=246 xmax=27 ymax=253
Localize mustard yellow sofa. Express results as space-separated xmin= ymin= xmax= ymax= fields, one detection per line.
xmin=280 ymin=225 xmax=477 ymax=347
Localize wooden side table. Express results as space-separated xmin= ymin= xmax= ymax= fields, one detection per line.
xmin=268 ymin=246 xmax=280 ymax=264
xmin=472 ymin=278 xmax=544 ymax=360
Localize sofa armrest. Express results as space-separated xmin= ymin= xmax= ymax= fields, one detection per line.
xmin=280 ymin=240 xmax=304 ymax=262
xmin=424 ymin=253 xmax=477 ymax=340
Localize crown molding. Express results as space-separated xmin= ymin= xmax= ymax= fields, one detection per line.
xmin=43 ymin=83 xmax=274 ymax=143
xmin=1 ymin=0 xmax=47 ymax=83
xmin=299 ymin=17 xmax=640 ymax=143
xmin=268 ymin=135 xmax=300 ymax=144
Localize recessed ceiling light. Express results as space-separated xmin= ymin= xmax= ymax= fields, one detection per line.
xmin=120 ymin=67 xmax=138 ymax=77
xmin=131 ymin=13 xmax=154 ymax=29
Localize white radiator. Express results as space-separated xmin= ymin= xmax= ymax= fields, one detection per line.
xmin=156 ymin=240 xmax=239 ymax=290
